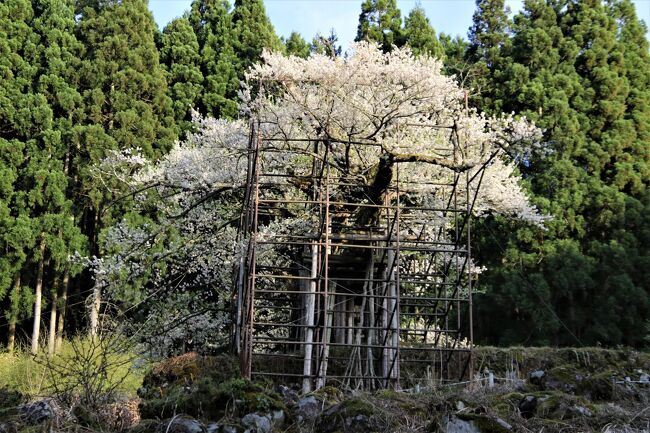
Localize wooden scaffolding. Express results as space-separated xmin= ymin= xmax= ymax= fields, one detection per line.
xmin=235 ymin=121 xmax=483 ymax=392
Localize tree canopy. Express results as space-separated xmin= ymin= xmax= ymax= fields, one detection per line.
xmin=1 ymin=0 xmax=648 ymax=353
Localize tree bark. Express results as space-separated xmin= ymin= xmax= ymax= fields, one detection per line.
xmin=7 ymin=274 xmax=20 ymax=353
xmin=31 ymin=236 xmax=46 ymax=354
xmin=89 ymin=283 xmax=101 ymax=338
xmin=55 ymin=267 xmax=69 ymax=352
xmin=47 ymin=277 xmax=59 ymax=354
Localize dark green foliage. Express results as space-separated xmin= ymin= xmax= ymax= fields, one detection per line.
xmin=0 ymin=0 xmax=85 ymax=347
xmin=160 ymin=17 xmax=203 ymax=131
xmin=188 ymin=0 xmax=239 ymax=118
xmin=74 ymin=0 xmax=177 ymax=256
xmin=473 ymin=0 xmax=650 ymax=347
xmin=182 ymin=0 xmax=281 ymax=118
xmin=439 ymin=33 xmax=471 ymax=79
xmin=356 ymin=0 xmax=404 ymax=51
xmin=284 ymin=31 xmax=310 ymax=58
xmin=403 ymin=5 xmax=444 ymax=59
xmin=231 ymin=0 xmax=283 ymax=72
xmin=76 ymin=0 xmax=176 ymax=158
xmin=466 ymin=0 xmax=512 ymax=111
xmin=0 ymin=0 xmax=37 ymax=323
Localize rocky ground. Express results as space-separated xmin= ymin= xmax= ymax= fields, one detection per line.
xmin=1 ymin=347 xmax=649 ymax=433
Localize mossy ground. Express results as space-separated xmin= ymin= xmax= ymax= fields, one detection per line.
xmin=139 ymin=353 xmax=285 ymax=422
xmin=2 ymin=347 xmax=649 ymax=432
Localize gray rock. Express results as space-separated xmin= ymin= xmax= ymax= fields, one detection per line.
xmin=206 ymin=422 xmax=220 ymax=433
xmin=443 ymin=416 xmax=481 ymax=433
xmin=444 ymin=414 xmax=512 ymax=433
xmin=221 ymin=426 xmax=238 ymax=433
xmin=160 ymin=417 xmax=206 ymax=433
xmin=270 ymin=410 xmax=285 ymax=427
xmin=296 ymin=395 xmax=321 ymax=423
xmin=18 ymin=400 xmax=53 ymax=425
xmin=344 ymin=414 xmax=372 ymax=432
xmin=518 ymin=395 xmax=537 ymax=418
xmin=567 ymin=405 xmax=593 ymax=418
xmin=545 ymin=376 xmax=576 ymax=394
xmin=276 ymin=385 xmax=299 ymax=404
xmin=529 ymin=370 xmax=545 ymax=386
xmin=241 ymin=413 xmax=272 ymax=433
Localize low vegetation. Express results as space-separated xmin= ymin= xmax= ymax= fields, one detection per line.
xmin=1 ymin=345 xmax=648 ymax=432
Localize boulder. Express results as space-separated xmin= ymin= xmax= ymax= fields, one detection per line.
xmin=206 ymin=422 xmax=220 ymax=433
xmin=317 ymin=398 xmax=385 ymax=433
xmin=276 ymin=385 xmax=299 ymax=404
xmin=529 ymin=370 xmax=545 ymax=386
xmin=18 ymin=399 xmax=54 ymax=425
xmin=270 ymin=410 xmax=285 ymax=427
xmin=452 ymin=413 xmax=512 ymax=433
xmin=518 ymin=395 xmax=537 ymax=419
xmin=160 ymin=417 xmax=206 ymax=433
xmin=241 ymin=413 xmax=271 ymax=433
xmin=296 ymin=395 xmax=321 ymax=423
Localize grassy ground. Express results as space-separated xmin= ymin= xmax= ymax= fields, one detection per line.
xmin=0 ymin=337 xmax=147 ymax=399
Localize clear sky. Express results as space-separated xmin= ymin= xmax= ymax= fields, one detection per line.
xmin=149 ymin=0 xmax=650 ymax=51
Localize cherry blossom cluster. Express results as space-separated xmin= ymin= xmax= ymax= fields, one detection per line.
xmin=92 ymin=43 xmax=548 ymax=353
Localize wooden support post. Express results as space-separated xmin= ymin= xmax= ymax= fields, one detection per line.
xmin=302 ymin=241 xmax=318 ymax=393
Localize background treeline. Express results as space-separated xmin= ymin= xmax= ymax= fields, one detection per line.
xmin=0 ymin=0 xmax=648 ymax=352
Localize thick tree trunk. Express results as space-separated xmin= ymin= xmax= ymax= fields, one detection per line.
xmin=47 ymin=278 xmax=59 ymax=355
xmin=7 ymin=274 xmax=20 ymax=353
xmin=55 ymin=267 xmax=69 ymax=352
xmin=31 ymin=237 xmax=46 ymax=354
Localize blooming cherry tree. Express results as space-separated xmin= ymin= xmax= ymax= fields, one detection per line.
xmin=93 ymin=43 xmax=545 ymax=354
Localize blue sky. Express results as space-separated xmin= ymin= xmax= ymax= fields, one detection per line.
xmin=149 ymin=0 xmax=650 ymax=50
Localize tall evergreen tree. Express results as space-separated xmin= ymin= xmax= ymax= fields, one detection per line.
xmin=231 ymin=0 xmax=283 ymax=72
xmin=74 ymin=0 xmax=176 ymax=250
xmin=73 ymin=0 xmax=177 ymax=333
xmin=188 ymin=0 xmax=240 ymax=118
xmin=403 ymin=5 xmax=444 ymax=59
xmin=473 ymin=0 xmax=650 ymax=346
xmin=355 ymin=0 xmax=405 ymax=51
xmin=466 ymin=0 xmax=512 ymax=111
xmin=284 ymin=31 xmax=310 ymax=58
xmin=0 ymin=0 xmax=85 ymax=351
xmin=355 ymin=0 xmax=404 ymax=51
xmin=0 ymin=0 xmax=38 ymax=349
xmin=160 ymin=17 xmax=203 ymax=132
xmin=30 ymin=0 xmax=86 ymax=351
xmin=439 ymin=33 xmax=471 ymax=81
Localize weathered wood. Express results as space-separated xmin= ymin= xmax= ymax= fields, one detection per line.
xmin=302 ymin=242 xmax=318 ymax=393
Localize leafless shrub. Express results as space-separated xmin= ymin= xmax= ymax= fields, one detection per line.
xmin=35 ymin=316 xmax=141 ymax=412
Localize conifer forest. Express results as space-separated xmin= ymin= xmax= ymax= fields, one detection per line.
xmin=1 ymin=0 xmax=650 ymax=432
